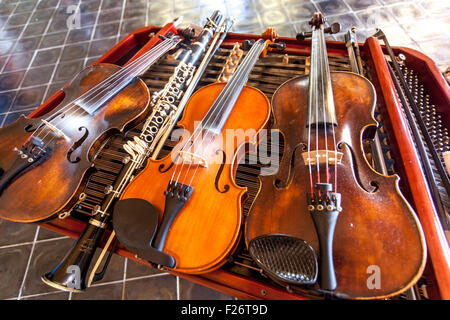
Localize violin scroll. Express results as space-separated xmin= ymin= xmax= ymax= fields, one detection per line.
xmin=296 ymin=12 xmax=340 ymax=40
xmin=242 ymin=28 xmax=286 ymax=58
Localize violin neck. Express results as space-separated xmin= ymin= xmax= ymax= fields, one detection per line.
xmin=77 ymin=37 xmax=179 ymax=115
xmin=307 ymin=25 xmax=337 ymax=127
xmin=202 ymin=39 xmax=266 ymax=135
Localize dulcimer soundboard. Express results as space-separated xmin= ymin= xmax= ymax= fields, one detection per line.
xmin=36 ymin=26 xmax=450 ymax=300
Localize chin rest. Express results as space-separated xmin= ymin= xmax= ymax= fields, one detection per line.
xmin=112 ymin=198 xmax=176 ymax=268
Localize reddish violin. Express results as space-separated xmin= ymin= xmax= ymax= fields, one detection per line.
xmin=245 ymin=13 xmax=426 ymax=299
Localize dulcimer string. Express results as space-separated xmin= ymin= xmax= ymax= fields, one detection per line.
xmin=30 ymin=37 xmax=179 ymax=147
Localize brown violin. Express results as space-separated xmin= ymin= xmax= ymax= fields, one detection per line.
xmin=0 ymin=30 xmax=181 ymax=223
xmin=112 ymin=30 xmax=284 ymax=274
xmin=245 ymin=13 xmax=426 ymax=299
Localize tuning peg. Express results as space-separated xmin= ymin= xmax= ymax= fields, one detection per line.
xmin=242 ymin=39 xmax=255 ymax=51
xmin=296 ymin=31 xmax=312 ymax=40
xmin=297 ymin=22 xmax=341 ymax=40
xmin=325 ymin=22 xmax=340 ymax=34
xmin=180 ymin=27 xmax=196 ymax=41
xmin=268 ymin=42 xmax=286 ymax=51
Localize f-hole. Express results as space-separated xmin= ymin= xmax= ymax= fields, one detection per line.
xmin=159 ymin=140 xmax=193 ymax=173
xmin=274 ymin=143 xmax=305 ymax=189
xmin=67 ymin=126 xmax=89 ymax=163
xmin=215 ymin=149 xmax=229 ymax=193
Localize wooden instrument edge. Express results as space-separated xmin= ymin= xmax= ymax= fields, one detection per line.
xmin=365 ymin=36 xmax=450 ymax=299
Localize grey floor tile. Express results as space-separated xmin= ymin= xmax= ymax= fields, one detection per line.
xmin=30 ymin=8 xmax=56 ymax=24
xmin=356 ymin=7 xmax=397 ymax=28
xmin=21 ymin=237 xmax=75 ymax=296
xmin=10 ymin=85 xmax=46 ymax=111
xmin=387 ymin=2 xmax=426 ymax=23
xmin=0 ymin=90 xmax=16 ymax=113
xmin=316 ymin=0 xmax=351 ymax=16
xmin=123 ymin=274 xmax=177 ymax=300
xmin=0 ymin=26 xmax=24 ymax=40
xmin=21 ymin=65 xmax=54 ymax=87
xmin=0 ymin=70 xmax=24 ymax=91
xmin=0 ymin=244 xmax=32 ymax=299
xmin=54 ymin=59 xmax=84 ymax=81
xmin=21 ymin=291 xmax=70 ymax=300
xmin=39 ymin=31 xmax=68 ymax=49
xmin=32 ymin=47 xmax=61 ymax=67
xmin=36 ymin=227 xmax=69 ymax=241
xmin=71 ymin=282 xmax=123 ymax=300
xmin=3 ymin=109 xmax=33 ymax=126
xmin=22 ymin=21 xmax=48 ymax=38
xmin=286 ymin=2 xmax=318 ymax=22
xmin=179 ymin=278 xmax=233 ymax=300
xmin=66 ymin=26 xmax=94 ymax=44
xmin=125 ymin=257 xmax=164 ymax=279
xmin=60 ymin=42 xmax=89 ymax=61
xmin=0 ymin=219 xmax=37 ymax=246
xmin=4 ymin=51 xmax=33 ymax=71
xmin=93 ymin=22 xmax=120 ymax=39
xmin=345 ymin=0 xmax=381 ymax=11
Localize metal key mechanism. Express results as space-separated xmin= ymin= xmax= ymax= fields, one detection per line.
xmin=248 ymin=234 xmax=318 ymax=285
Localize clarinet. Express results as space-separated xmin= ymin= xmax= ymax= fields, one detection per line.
xmin=42 ymin=11 xmax=225 ymax=292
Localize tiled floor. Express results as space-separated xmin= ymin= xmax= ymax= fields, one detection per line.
xmin=0 ymin=0 xmax=448 ymax=300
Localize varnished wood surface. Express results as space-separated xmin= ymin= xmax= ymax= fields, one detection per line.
xmin=0 ymin=63 xmax=150 ymax=222
xmin=120 ymin=82 xmax=271 ymax=274
xmin=245 ymin=72 xmax=427 ymax=299
xmin=366 ymin=37 xmax=450 ymax=299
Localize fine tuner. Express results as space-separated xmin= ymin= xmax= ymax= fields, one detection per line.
xmin=296 ymin=22 xmax=341 ymax=40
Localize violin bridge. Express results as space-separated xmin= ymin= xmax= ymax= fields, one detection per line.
xmin=179 ymin=151 xmax=208 ymax=167
xmin=302 ymin=150 xmax=343 ymax=166
xmin=41 ymin=120 xmax=70 ymax=141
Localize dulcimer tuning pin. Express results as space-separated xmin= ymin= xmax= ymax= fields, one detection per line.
xmin=296 ymin=31 xmax=312 ymax=41
xmin=242 ymin=39 xmax=255 ymax=51
xmin=325 ymin=22 xmax=340 ymax=35
xmin=268 ymin=42 xmax=286 ymax=51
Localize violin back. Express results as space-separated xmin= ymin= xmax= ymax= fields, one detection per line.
xmin=245 ymin=72 xmax=426 ymax=299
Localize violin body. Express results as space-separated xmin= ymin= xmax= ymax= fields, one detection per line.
xmin=245 ymin=72 xmax=426 ymax=298
xmin=119 ymin=82 xmax=270 ymax=274
xmin=0 ymin=63 xmax=150 ymax=222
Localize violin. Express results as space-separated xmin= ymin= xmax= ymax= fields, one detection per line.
xmin=245 ymin=13 xmax=426 ymax=299
xmin=0 ymin=22 xmax=181 ymax=223
xmin=112 ymin=29 xmax=285 ymax=274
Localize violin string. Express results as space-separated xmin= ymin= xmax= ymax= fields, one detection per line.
xmin=30 ymin=38 xmax=176 ymax=144
xmin=33 ymin=38 xmax=177 ymax=150
xmin=320 ymin=25 xmax=330 ymax=189
xmin=184 ymin=42 xmax=264 ymax=188
xmin=307 ymin=27 xmax=315 ymax=198
xmin=169 ymin=40 xmax=264 ymax=188
xmin=314 ymin=27 xmax=321 ymax=195
xmin=170 ymin=40 xmax=262 ymax=185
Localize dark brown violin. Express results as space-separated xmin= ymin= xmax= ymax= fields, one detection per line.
xmin=0 ymin=31 xmax=181 ymax=223
xmin=245 ymin=13 xmax=426 ymax=299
